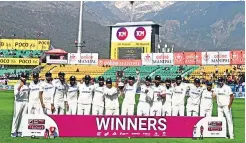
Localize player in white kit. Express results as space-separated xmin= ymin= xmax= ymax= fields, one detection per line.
xmin=121 ymin=71 xmax=140 ymax=115
xmin=200 ymin=82 xmax=214 ymax=117
xmin=11 ymin=73 xmax=29 ymax=137
xmin=77 ymin=75 xmax=95 ymax=115
xmin=137 ymin=76 xmax=153 ymax=116
xmin=66 ymin=76 xmax=79 ymax=115
xmin=92 ymin=76 xmax=105 ymax=115
xmin=162 ymin=79 xmax=173 ymax=116
xmin=186 ymin=78 xmax=204 ymax=116
xmin=28 ymin=72 xmax=43 ymax=114
xmin=104 ymin=78 xmax=121 ymax=115
xmin=172 ymin=75 xmax=187 ymax=116
xmin=150 ymin=75 xmax=165 ymax=116
xmin=39 ymin=72 xmax=56 ymax=115
xmin=213 ymin=77 xmax=234 ymax=139
xmin=53 ymin=72 xmax=67 ymax=115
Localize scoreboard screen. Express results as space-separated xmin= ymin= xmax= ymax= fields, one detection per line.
xmin=118 ymin=47 xmax=143 ymax=59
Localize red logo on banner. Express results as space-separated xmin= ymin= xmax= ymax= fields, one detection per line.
xmin=144 ymin=54 xmax=151 ymax=62
xmin=134 ymin=27 xmax=146 ymax=40
xmin=174 ymin=52 xmax=184 ymax=65
xmin=230 ymin=50 xmax=245 ymax=65
xmin=117 ymin=27 xmax=128 ymax=40
xmin=184 ymin=52 xmax=202 ymax=65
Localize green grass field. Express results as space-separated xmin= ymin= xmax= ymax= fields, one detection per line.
xmin=0 ymin=90 xmax=244 ymax=143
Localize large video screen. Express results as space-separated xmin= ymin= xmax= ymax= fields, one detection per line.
xmin=118 ymin=47 xmax=143 ymax=59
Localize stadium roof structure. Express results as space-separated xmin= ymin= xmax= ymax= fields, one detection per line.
xmin=45 ymin=49 xmax=68 ymax=54
xmin=107 ymin=21 xmax=161 ymax=27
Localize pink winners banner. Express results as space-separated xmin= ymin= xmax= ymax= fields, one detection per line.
xmin=22 ymin=115 xmax=226 ymax=138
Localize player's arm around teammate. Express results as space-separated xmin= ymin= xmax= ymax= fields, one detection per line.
xmin=11 ymin=73 xmax=29 ymax=137
xmin=213 ymin=77 xmax=234 ymax=139
xmin=162 ymin=79 xmax=173 ymax=116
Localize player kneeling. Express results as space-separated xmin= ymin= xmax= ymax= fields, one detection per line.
xmin=137 ymin=76 xmax=153 ymax=116
xmin=200 ymin=82 xmax=214 ymax=117
xmin=66 ymin=76 xmax=79 ymax=115
xmin=92 ymin=76 xmax=105 ymax=115
xmin=104 ymin=78 xmax=120 ymax=115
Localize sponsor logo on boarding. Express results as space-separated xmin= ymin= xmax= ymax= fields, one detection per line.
xmin=143 ymin=132 xmax=151 ymax=136
xmin=104 ymin=132 xmax=109 ymax=136
xmin=112 ymin=132 xmax=117 ymax=136
xmin=131 ymin=132 xmax=140 ymax=135
xmin=144 ymin=54 xmax=151 ymax=62
xmin=162 ymin=132 xmax=167 ymax=136
xmin=97 ymin=132 xmax=101 ymax=136
xmin=116 ymin=27 xmax=128 ymax=40
xmin=134 ymin=27 xmax=146 ymax=40
xmin=175 ymin=53 xmax=183 ymax=62
xmin=203 ymin=53 xmax=209 ymax=61
xmin=154 ymin=132 xmax=160 ymax=137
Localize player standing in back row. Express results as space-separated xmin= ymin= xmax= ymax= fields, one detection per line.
xmin=137 ymin=76 xmax=153 ymax=116
xmin=186 ymin=78 xmax=204 ymax=116
xmin=200 ymin=82 xmax=214 ymax=117
xmin=172 ymin=75 xmax=187 ymax=116
xmin=92 ymin=76 xmax=105 ymax=115
xmin=77 ymin=75 xmax=95 ymax=115
xmin=53 ymin=72 xmax=67 ymax=115
xmin=28 ymin=72 xmax=43 ymax=114
xmin=162 ymin=79 xmax=173 ymax=116
xmin=213 ymin=77 xmax=234 ymax=139
xmin=121 ymin=70 xmax=140 ymax=115
xmin=150 ymin=75 xmax=165 ymax=116
xmin=66 ymin=76 xmax=79 ymax=115
xmin=39 ymin=72 xmax=56 ymax=115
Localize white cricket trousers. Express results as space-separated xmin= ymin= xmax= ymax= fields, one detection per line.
xmin=162 ymin=102 xmax=172 ymax=116
xmin=150 ymin=102 xmax=162 ymax=116
xmin=77 ymin=103 xmax=91 ymax=115
xmin=172 ymin=105 xmax=184 ymax=116
xmin=54 ymin=102 xmax=65 ymax=115
xmin=218 ymin=106 xmax=234 ymax=138
xmin=137 ymin=101 xmax=150 ymax=116
xmin=105 ymin=108 xmax=119 ymax=115
xmin=28 ymin=103 xmax=43 ymax=114
xmin=121 ymin=100 xmax=134 ymax=115
xmin=200 ymin=108 xmax=212 ymax=117
xmin=66 ymin=102 xmax=77 ymax=115
xmin=92 ymin=105 xmax=104 ymax=115
xmin=186 ymin=104 xmax=199 ymax=116
xmin=11 ymin=101 xmax=28 ymax=133
xmin=43 ymin=103 xmax=53 ymax=115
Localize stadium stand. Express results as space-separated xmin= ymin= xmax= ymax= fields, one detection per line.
xmin=0 ymin=50 xmax=42 ymax=58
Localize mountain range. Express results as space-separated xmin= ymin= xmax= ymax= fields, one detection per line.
xmin=0 ymin=1 xmax=244 ymax=58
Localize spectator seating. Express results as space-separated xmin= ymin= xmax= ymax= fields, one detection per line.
xmin=0 ymin=50 xmax=42 ymax=58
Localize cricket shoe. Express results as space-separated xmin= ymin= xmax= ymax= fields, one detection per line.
xmin=11 ymin=132 xmax=17 ymax=137
xmin=17 ymin=132 xmax=22 ymax=137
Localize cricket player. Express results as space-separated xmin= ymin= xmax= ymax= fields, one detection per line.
xmin=77 ymin=75 xmax=95 ymax=115
xmin=200 ymin=82 xmax=214 ymax=117
xmin=162 ymin=79 xmax=173 ymax=116
xmin=92 ymin=76 xmax=105 ymax=115
xmin=186 ymin=78 xmax=204 ymax=116
xmin=104 ymin=78 xmax=120 ymax=115
xmin=53 ymin=72 xmax=67 ymax=115
xmin=28 ymin=72 xmax=43 ymax=114
xmin=11 ymin=72 xmax=29 ymax=137
xmin=39 ymin=72 xmax=56 ymax=115
xmin=150 ymin=75 xmax=165 ymax=116
xmin=121 ymin=70 xmax=140 ymax=115
xmin=213 ymin=77 xmax=234 ymax=139
xmin=137 ymin=76 xmax=153 ymax=116
xmin=66 ymin=76 xmax=79 ymax=115
xmin=172 ymin=75 xmax=187 ymax=116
